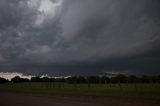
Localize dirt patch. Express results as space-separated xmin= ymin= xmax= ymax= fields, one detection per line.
xmin=0 ymin=92 xmax=159 ymax=106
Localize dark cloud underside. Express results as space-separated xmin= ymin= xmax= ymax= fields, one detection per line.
xmin=0 ymin=0 xmax=160 ymax=75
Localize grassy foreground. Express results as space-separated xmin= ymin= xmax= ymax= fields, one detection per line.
xmin=0 ymin=83 xmax=160 ymax=100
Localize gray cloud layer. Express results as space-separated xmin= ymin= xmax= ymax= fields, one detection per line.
xmin=0 ymin=0 xmax=160 ymax=75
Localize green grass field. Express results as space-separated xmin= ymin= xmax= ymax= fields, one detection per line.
xmin=0 ymin=83 xmax=160 ymax=100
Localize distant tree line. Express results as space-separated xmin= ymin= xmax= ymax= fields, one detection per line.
xmin=0 ymin=77 xmax=9 ymax=83
xmin=1 ymin=74 xmax=160 ymax=84
xmin=66 ymin=75 xmax=160 ymax=84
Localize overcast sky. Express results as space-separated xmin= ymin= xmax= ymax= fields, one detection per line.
xmin=0 ymin=0 xmax=160 ymax=76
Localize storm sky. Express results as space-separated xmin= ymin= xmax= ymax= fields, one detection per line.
xmin=0 ymin=0 xmax=160 ymax=75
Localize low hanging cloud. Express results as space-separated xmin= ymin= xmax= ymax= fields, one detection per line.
xmin=0 ymin=0 xmax=160 ymax=75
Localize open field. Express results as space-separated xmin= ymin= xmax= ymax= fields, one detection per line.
xmin=0 ymin=83 xmax=160 ymax=100
xmin=0 ymin=83 xmax=160 ymax=106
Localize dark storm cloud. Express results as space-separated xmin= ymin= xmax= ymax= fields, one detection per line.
xmin=0 ymin=0 xmax=38 ymax=61
xmin=60 ymin=0 xmax=160 ymax=75
xmin=0 ymin=0 xmax=160 ymax=75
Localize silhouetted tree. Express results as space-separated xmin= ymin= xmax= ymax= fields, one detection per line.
xmin=50 ymin=78 xmax=56 ymax=82
xmin=128 ymin=75 xmax=137 ymax=83
xmin=55 ymin=78 xmax=66 ymax=82
xmin=140 ymin=75 xmax=150 ymax=83
xmin=0 ymin=77 xmax=9 ymax=83
xmin=11 ymin=76 xmax=29 ymax=83
xmin=77 ymin=76 xmax=87 ymax=84
xmin=116 ymin=74 xmax=128 ymax=83
xmin=67 ymin=77 xmax=77 ymax=84
xmin=41 ymin=77 xmax=50 ymax=82
xmin=157 ymin=75 xmax=160 ymax=83
xmin=100 ymin=76 xmax=110 ymax=84
xmin=87 ymin=76 xmax=100 ymax=84
xmin=31 ymin=77 xmax=41 ymax=82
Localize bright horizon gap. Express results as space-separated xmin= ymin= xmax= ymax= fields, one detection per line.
xmin=0 ymin=72 xmax=72 ymax=81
